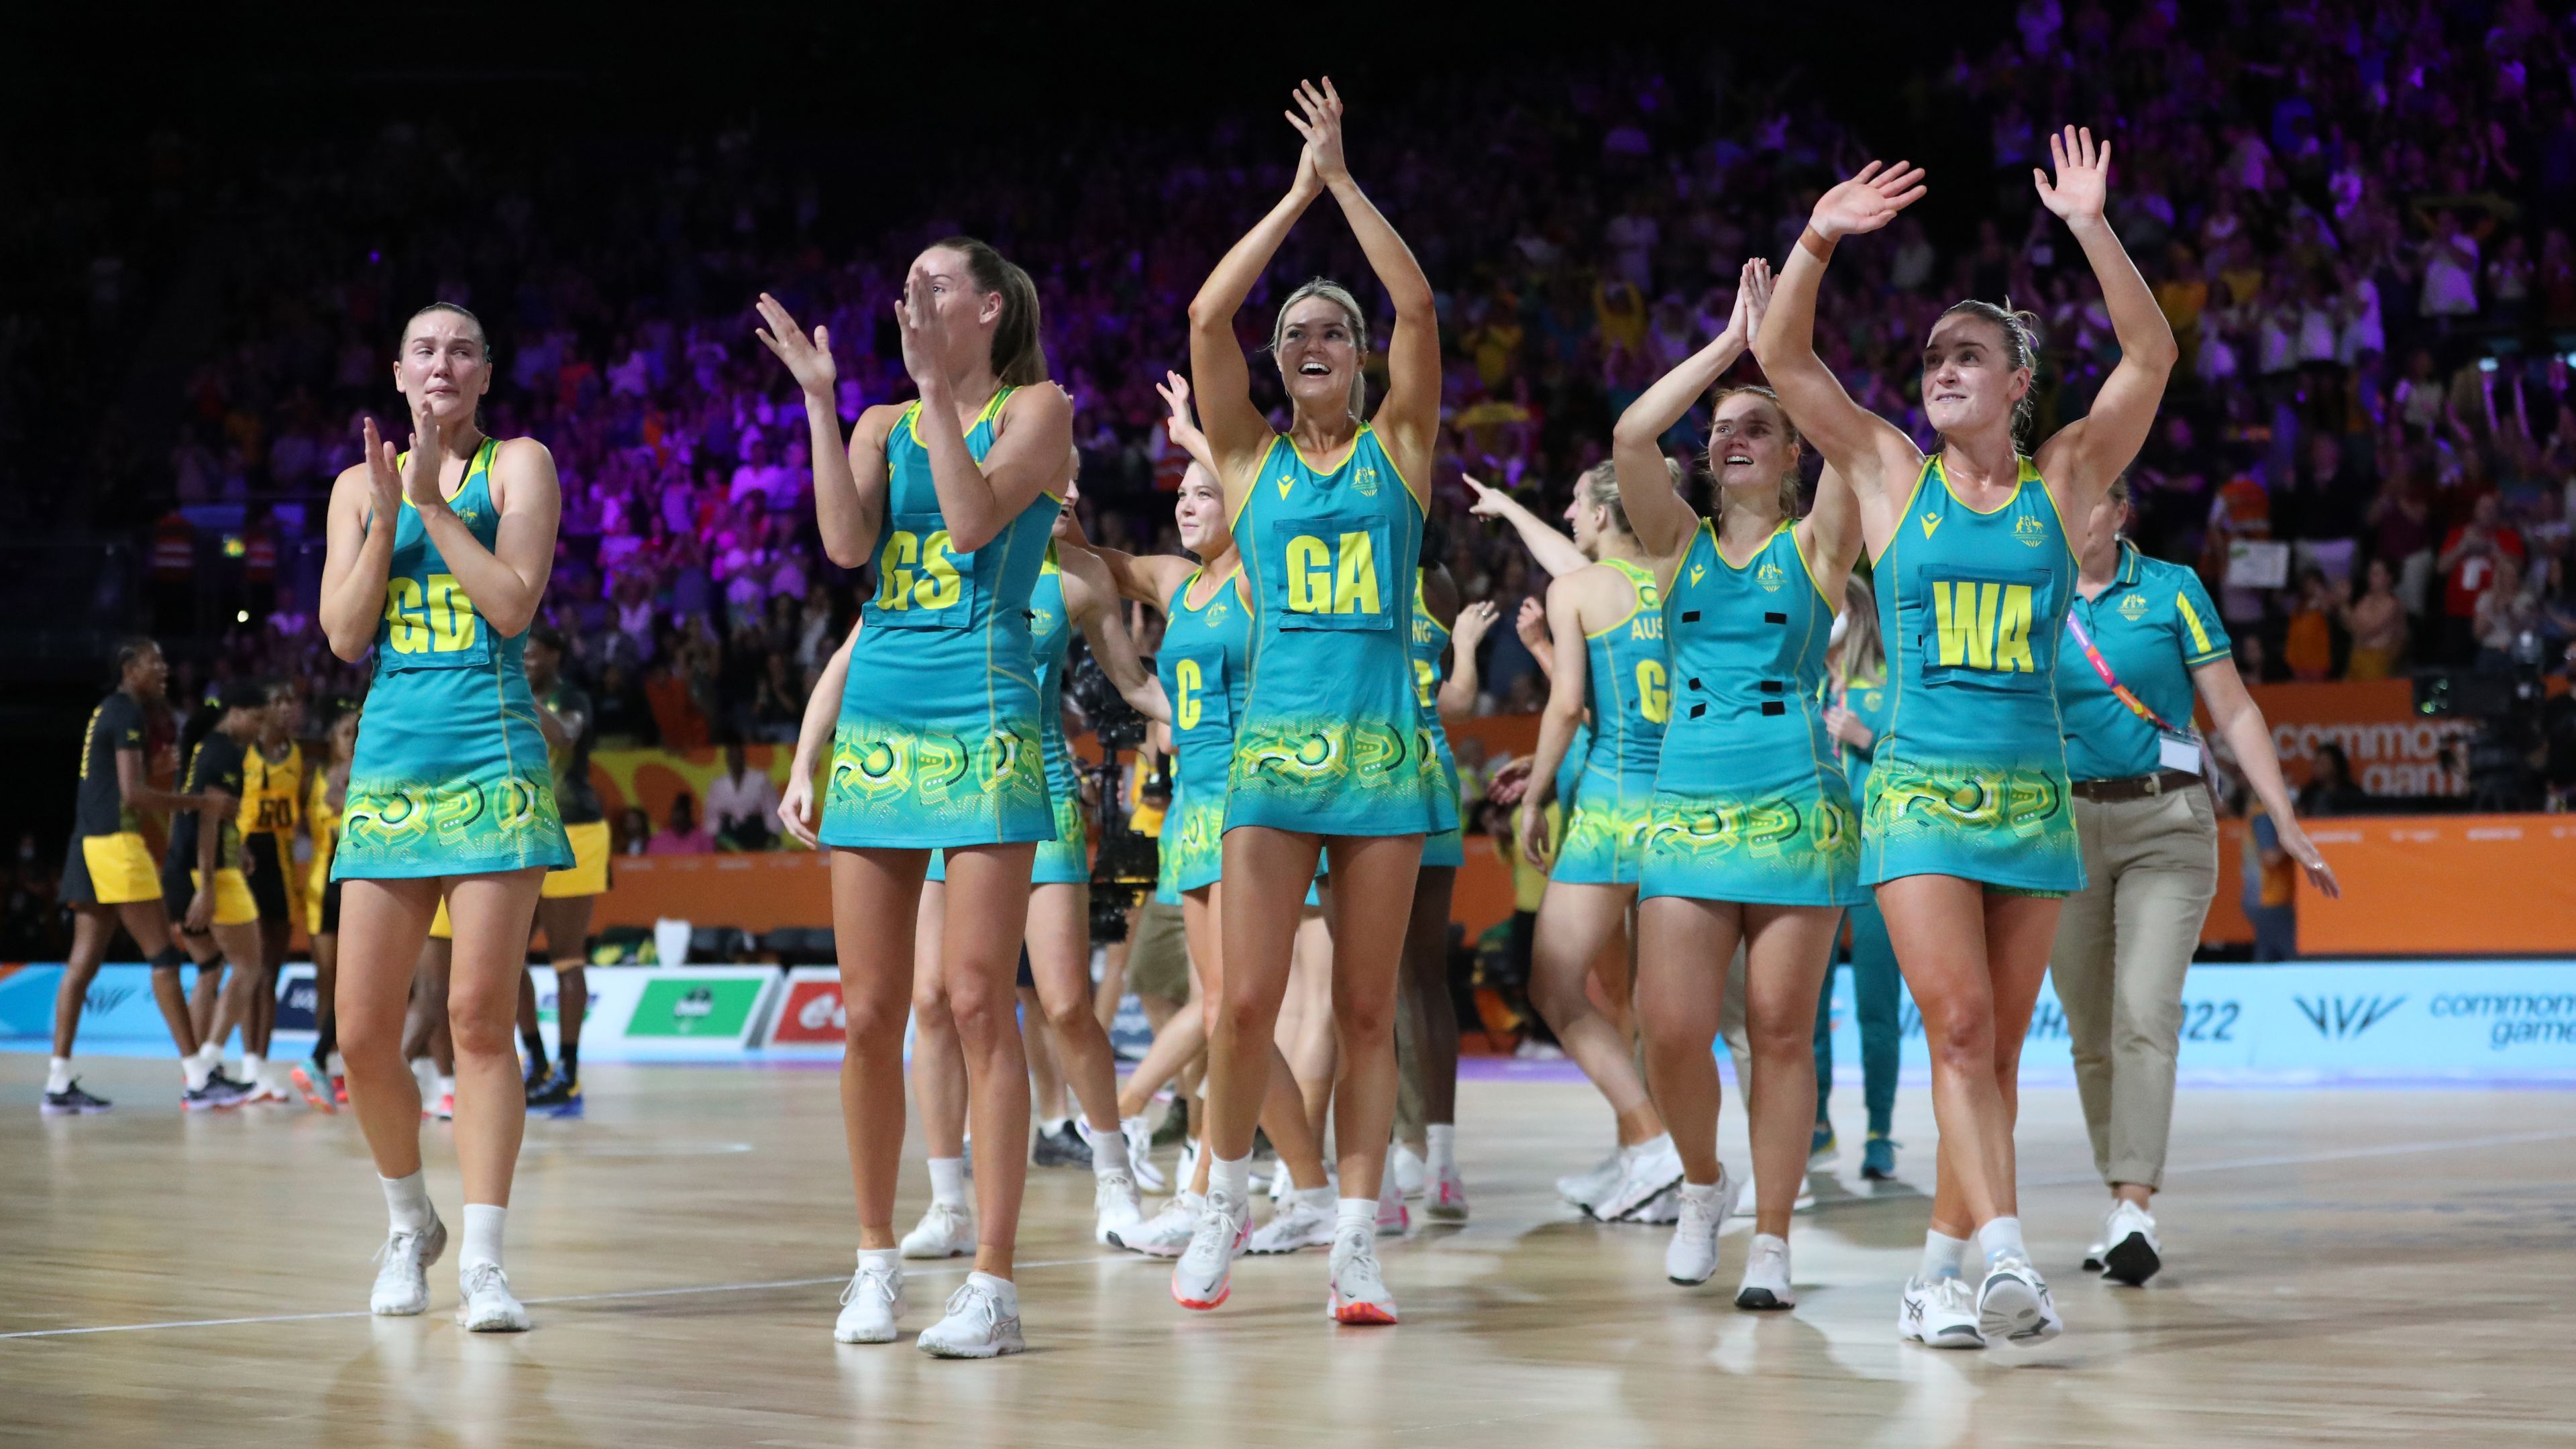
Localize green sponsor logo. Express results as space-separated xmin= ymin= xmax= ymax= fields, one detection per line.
xmin=628 ymin=978 xmax=763 ymax=1038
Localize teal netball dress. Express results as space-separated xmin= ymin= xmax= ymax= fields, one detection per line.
xmin=1408 ymin=570 xmax=1466 ymax=869
xmin=1552 ymin=557 xmax=1667 ymax=886
xmin=337 ymin=438 xmax=572 ymax=879
xmin=926 ymin=545 xmax=1088 ymax=884
xmin=822 ymin=389 xmax=1061 ymax=850
xmin=1158 ymin=565 xmax=1253 ymax=894
xmin=1227 ymin=427 xmax=1455 ymax=839
xmin=1862 ymin=455 xmax=2082 ymax=894
xmin=1640 ymin=520 xmax=1862 ymax=907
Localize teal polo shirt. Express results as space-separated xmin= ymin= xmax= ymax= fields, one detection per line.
xmin=2055 ymin=541 xmax=2231 ymax=782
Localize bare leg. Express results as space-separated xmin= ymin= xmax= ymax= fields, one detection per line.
xmin=252 ymin=916 xmax=289 ymax=1056
xmin=1403 ymin=866 xmax=1460 ymax=1130
xmin=908 ymin=880 xmax=968 ymax=1159
xmin=1638 ymin=895 xmax=1746 ymax=1187
xmin=337 ymin=879 xmax=443 ymax=1180
xmin=940 ymin=844 xmax=1039 ymax=1280
xmin=535 ymin=896 xmax=593 ymax=1071
xmin=1094 ymin=926 xmax=1128 ymax=1035
xmin=1318 ymin=835 xmax=1424 ymax=1203
xmin=1204 ymin=828 xmax=1322 ymax=1165
xmin=443 ymin=869 xmax=545 ymax=1206
xmin=1284 ymin=906 xmax=1338 ymax=1140
xmin=52 ymin=907 xmax=115 ymax=1059
xmin=1529 ymin=881 xmax=1660 ymax=1143
xmin=1026 ymin=883 xmax=1121 ymax=1135
xmin=1179 ymin=880 xmax=1328 ymax=1194
xmin=1740 ymin=905 xmax=1844 ymax=1237
xmin=829 ymin=849 xmax=926 ymax=1249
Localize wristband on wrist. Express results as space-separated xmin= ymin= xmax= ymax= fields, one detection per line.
xmin=1799 ymin=227 xmax=1836 ymax=261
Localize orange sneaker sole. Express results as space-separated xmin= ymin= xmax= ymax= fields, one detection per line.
xmin=1328 ymin=1295 xmax=1398 ymax=1326
xmin=289 ymin=1067 xmax=337 ymax=1114
xmin=1173 ymin=1274 xmax=1230 ymax=1311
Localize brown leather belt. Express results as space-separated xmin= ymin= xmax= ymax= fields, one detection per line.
xmin=2070 ymin=769 xmax=2202 ymax=803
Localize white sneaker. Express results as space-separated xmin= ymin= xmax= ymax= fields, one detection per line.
xmin=834 ymin=1254 xmax=904 ymax=1343
xmin=1976 ymin=1254 xmax=2064 ymax=1345
xmin=1733 ymin=1174 xmax=1815 ymax=1217
xmin=900 ymin=1201 xmax=974 ymax=1260
xmin=1898 ymin=1274 xmax=1986 ymax=1349
xmin=1248 ymin=1191 xmax=1338 ymax=1254
xmin=1389 ymin=1142 xmax=1428 ymax=1199
xmin=369 ymin=1218 xmax=447 ymax=1316
xmin=1093 ymin=1168 xmax=1145 ymax=1246
xmin=2082 ymin=1237 xmax=2108 ymax=1273
xmin=1175 ymin=1138 xmax=1199 ymax=1193
xmin=1596 ymin=1136 xmax=1686 ymax=1222
xmin=1122 ymin=1116 xmax=1167 ymax=1194
xmin=1113 ymin=1190 xmax=1202 ymax=1257
xmin=1172 ymin=1188 xmax=1250 ymax=1309
xmin=1268 ymin=1159 xmax=1291 ymax=1201
xmin=1375 ymin=1169 xmax=1409 ymax=1234
xmin=1426 ymin=1163 xmax=1469 ymax=1224
xmin=1734 ymin=1232 xmax=1794 ymax=1310
xmin=2098 ymin=1200 xmax=2162 ymax=1286
xmin=456 ymin=1263 xmax=529 ymax=1332
xmin=1663 ymin=1167 xmax=1734 ymax=1285
xmin=1557 ymin=1148 xmax=1623 ymax=1210
xmin=916 ymin=1274 xmax=1025 ymax=1358
xmin=1629 ymin=1183 xmax=1682 ymax=1224
xmin=1326 ymin=1226 xmax=1399 ymax=1324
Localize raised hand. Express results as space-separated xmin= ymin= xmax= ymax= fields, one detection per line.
xmin=1156 ymin=370 xmax=1214 ymax=467
xmin=1809 ymin=160 xmax=1928 ymax=241
xmin=894 ymin=263 xmax=950 ymax=390
xmin=1283 ymin=77 xmax=1349 ymax=187
xmin=360 ymin=416 xmax=405 ymax=523
xmin=753 ymin=293 xmax=836 ymax=398
xmin=401 ymin=399 xmax=446 ymax=512
xmin=1451 ymin=598 xmax=1502 ymax=651
xmin=1462 ymin=473 xmax=1514 ymax=519
xmin=2033 ymin=125 xmax=2111 ymax=227
xmin=1737 ymin=257 xmax=1775 ymax=339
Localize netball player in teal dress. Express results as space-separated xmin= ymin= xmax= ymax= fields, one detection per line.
xmin=1174 ymin=81 xmax=1452 ymax=1326
xmin=1085 ymin=379 xmax=1338 ymax=1257
xmin=320 ymin=303 xmax=570 ymax=1334
xmin=1613 ymin=262 xmax=1867 ymax=1312
xmin=755 ymin=240 xmax=1071 ymax=1359
xmin=1756 ymin=131 xmax=2178 ymax=1348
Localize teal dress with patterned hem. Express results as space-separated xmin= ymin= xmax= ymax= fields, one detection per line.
xmin=337 ymin=438 xmax=573 ymax=881
xmin=1552 ymin=557 xmax=1668 ymax=887
xmin=1225 ymin=425 xmax=1456 ymax=840
xmin=821 ymin=389 xmax=1061 ymax=851
xmin=1862 ymin=454 xmax=2082 ymax=895
xmin=1639 ymin=519 xmax=1862 ymax=908
xmin=1407 ymin=570 xmax=1466 ymax=869
xmin=1157 ymin=564 xmax=1253 ymax=895
xmin=928 ymin=547 xmax=1089 ymax=884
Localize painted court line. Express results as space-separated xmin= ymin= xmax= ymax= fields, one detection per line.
xmin=0 ymin=1256 xmax=1101 ymax=1341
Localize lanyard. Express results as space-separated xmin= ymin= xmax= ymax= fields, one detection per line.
xmin=2063 ymin=610 xmax=2191 ymax=737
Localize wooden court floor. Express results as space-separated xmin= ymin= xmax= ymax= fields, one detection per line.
xmin=3 ymin=1056 xmax=2572 ymax=1447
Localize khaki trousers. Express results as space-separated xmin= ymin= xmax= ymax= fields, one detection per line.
xmin=2049 ymin=786 xmax=2219 ymax=1191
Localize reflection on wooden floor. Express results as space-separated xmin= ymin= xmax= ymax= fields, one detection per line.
xmin=5 ymin=1057 xmax=2573 ymax=1447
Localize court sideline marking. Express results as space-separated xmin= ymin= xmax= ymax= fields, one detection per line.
xmin=8 ymin=1127 xmax=2575 ymax=1341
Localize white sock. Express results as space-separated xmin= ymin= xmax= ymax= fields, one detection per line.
xmin=46 ymin=1057 xmax=72 ymax=1094
xmin=181 ymin=1055 xmax=213 ymax=1091
xmin=1976 ymin=1216 xmax=2027 ymax=1269
xmin=926 ymin=1157 xmax=968 ymax=1208
xmin=1085 ymin=1120 xmax=1129 ymax=1173
xmin=1210 ymin=1152 xmax=1252 ymax=1206
xmin=1335 ymin=1197 xmax=1376 ymax=1240
xmin=381 ymin=1171 xmax=435 ymax=1234
xmin=461 ymin=1203 xmax=506 ymax=1273
xmin=1426 ymin=1123 xmax=1456 ymax=1175
xmin=1680 ymin=1180 xmax=1723 ymax=1207
xmin=241 ymin=1053 xmax=264 ymax=1087
xmin=1291 ymin=1183 xmax=1335 ymax=1209
xmin=857 ymin=1246 xmax=902 ymax=1278
xmin=437 ymin=1075 xmax=457 ymax=1099
xmin=195 ymin=1042 xmax=223 ymax=1071
xmin=963 ymin=1269 xmax=1017 ymax=1311
xmin=1921 ymin=1229 xmax=1970 ymax=1281
xmin=328 ymin=1052 xmax=345 ymax=1077
xmin=1040 ymin=1116 xmax=1069 ymax=1138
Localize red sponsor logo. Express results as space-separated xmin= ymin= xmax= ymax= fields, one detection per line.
xmin=771 ymin=979 xmax=847 ymax=1044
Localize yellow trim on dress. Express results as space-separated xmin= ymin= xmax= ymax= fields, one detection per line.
xmin=1581 ymin=556 xmax=1658 ymax=640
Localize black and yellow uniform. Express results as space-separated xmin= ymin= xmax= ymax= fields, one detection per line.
xmin=58 ymin=691 xmax=161 ymax=906
xmin=305 ymin=767 xmax=343 ymax=936
xmin=539 ymin=682 xmax=610 ymax=900
xmin=162 ymin=732 xmax=258 ymax=930
xmin=241 ymin=739 xmax=305 ymax=924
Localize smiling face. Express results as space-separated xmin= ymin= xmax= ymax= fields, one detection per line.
xmin=1707 ymin=392 xmax=1800 ymax=508
xmin=1175 ymin=463 xmax=1230 ymax=557
xmin=1921 ymin=311 xmax=2031 ymax=440
xmin=1563 ymin=492 xmax=1607 ymax=556
xmin=1273 ymin=292 xmax=1364 ymax=422
xmin=393 ymin=307 xmax=492 ymax=429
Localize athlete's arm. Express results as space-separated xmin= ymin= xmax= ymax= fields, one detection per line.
xmin=189 ymin=773 xmax=229 ymax=934
xmin=531 ymin=693 xmax=581 ymax=749
xmin=1189 ymin=140 xmax=1322 ymax=496
xmin=1614 ymin=274 xmax=1753 ymax=561
xmin=1516 ymin=597 xmax=1554 ymax=681
xmin=400 ymin=423 xmax=557 ymax=640
xmin=1753 ymin=166 xmax=1931 ymax=522
xmin=1061 ymin=547 xmax=1172 ymax=724
xmin=754 ymin=293 xmax=882 ymax=570
xmin=892 ymin=266 xmax=1073 ymax=553
xmin=319 ymin=417 xmax=407 ymax=661
xmin=1463 ymin=475 xmax=1589 ymax=579
xmin=1519 ymin=578 xmax=1591 ymax=862
xmin=2193 ymin=657 xmax=2340 ymax=898
xmin=1440 ymin=600 xmax=1500 ymax=720
xmin=115 ymin=747 xmax=201 ymax=816
xmin=1799 ymin=464 xmax=1864 ymax=605
xmin=779 ymin=619 xmax=861 ymax=849
xmin=2030 ymin=128 xmax=2180 ymax=521
xmin=1295 ymin=81 xmax=1439 ymax=475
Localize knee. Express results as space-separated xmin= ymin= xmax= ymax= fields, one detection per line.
xmin=841 ymin=989 xmax=909 ymax=1051
xmin=1332 ymin=991 xmax=1395 ymax=1047
xmin=339 ymin=1010 xmax=399 ymax=1064
xmin=944 ymin=979 xmax=1012 ymax=1044
xmin=1041 ymin=991 xmax=1096 ymax=1038
xmin=446 ymin=985 xmax=517 ymax=1059
xmin=910 ymin=987 xmax=955 ymax=1035
xmin=1214 ymin=989 xmax=1273 ymax=1044
xmin=1922 ymin=1007 xmax=1996 ymax=1077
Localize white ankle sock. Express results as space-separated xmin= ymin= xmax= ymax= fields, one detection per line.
xmin=241 ymin=1053 xmax=264 ymax=1087
xmin=964 ymin=1270 xmax=1016 ymax=1310
xmin=857 ymin=1246 xmax=901 ymax=1276
xmin=1921 ymin=1229 xmax=1970 ymax=1280
xmin=381 ymin=1171 xmax=435 ymax=1234
xmin=1335 ymin=1198 xmax=1375 ymax=1238
xmin=46 ymin=1057 xmax=72 ymax=1093
xmin=1291 ymin=1183 xmax=1335 ymax=1208
xmin=1210 ymin=1152 xmax=1252 ymax=1205
xmin=181 ymin=1055 xmax=213 ymax=1091
xmin=461 ymin=1203 xmax=505 ymax=1273
xmin=1976 ymin=1216 xmax=2027 ymax=1269
xmin=926 ymin=1157 xmax=968 ymax=1208
xmin=1086 ymin=1121 xmax=1130 ymax=1173
xmin=1040 ymin=1116 xmax=1069 ymax=1138
xmin=1426 ymin=1123 xmax=1456 ymax=1175
xmin=437 ymin=1075 xmax=456 ymax=1099
xmin=1680 ymin=1180 xmax=1723 ymax=1206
